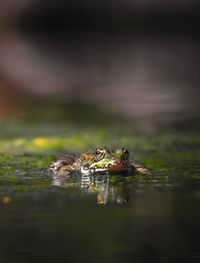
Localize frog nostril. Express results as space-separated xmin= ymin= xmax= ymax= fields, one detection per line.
xmin=83 ymin=163 xmax=90 ymax=169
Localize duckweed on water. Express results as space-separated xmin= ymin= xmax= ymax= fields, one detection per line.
xmin=0 ymin=122 xmax=199 ymax=192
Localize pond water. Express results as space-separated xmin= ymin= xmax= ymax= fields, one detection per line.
xmin=0 ymin=122 xmax=200 ymax=263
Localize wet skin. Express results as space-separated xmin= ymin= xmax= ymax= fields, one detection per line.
xmin=48 ymin=148 xmax=149 ymax=176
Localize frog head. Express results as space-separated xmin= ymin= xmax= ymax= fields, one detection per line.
xmin=80 ymin=148 xmax=134 ymax=175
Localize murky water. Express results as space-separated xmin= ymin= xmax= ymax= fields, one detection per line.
xmin=0 ymin=123 xmax=200 ymax=263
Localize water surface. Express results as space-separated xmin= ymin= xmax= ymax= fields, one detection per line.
xmin=0 ymin=123 xmax=200 ymax=263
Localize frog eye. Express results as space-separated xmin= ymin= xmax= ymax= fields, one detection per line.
xmin=94 ymin=148 xmax=106 ymax=161
xmin=95 ymin=149 xmax=101 ymax=155
xmin=122 ymin=148 xmax=129 ymax=159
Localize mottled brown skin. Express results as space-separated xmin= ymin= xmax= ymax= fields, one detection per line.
xmin=49 ymin=153 xmax=95 ymax=176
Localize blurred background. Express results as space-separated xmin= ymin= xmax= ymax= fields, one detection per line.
xmin=0 ymin=0 xmax=199 ymax=128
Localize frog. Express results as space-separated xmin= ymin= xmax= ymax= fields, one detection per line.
xmin=48 ymin=147 xmax=149 ymax=176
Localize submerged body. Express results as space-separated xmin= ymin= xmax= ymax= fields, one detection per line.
xmin=48 ymin=148 xmax=149 ymax=176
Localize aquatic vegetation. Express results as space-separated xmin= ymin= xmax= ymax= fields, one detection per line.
xmin=0 ymin=121 xmax=199 ymax=199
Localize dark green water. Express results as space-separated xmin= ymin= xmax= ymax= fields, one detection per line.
xmin=0 ymin=122 xmax=200 ymax=263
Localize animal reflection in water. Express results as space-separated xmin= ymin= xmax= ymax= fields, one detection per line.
xmin=52 ymin=174 xmax=129 ymax=205
xmin=49 ymin=148 xmax=150 ymax=204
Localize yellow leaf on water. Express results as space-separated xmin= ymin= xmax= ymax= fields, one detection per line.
xmin=2 ymin=196 xmax=11 ymax=204
xmin=33 ymin=137 xmax=49 ymax=147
